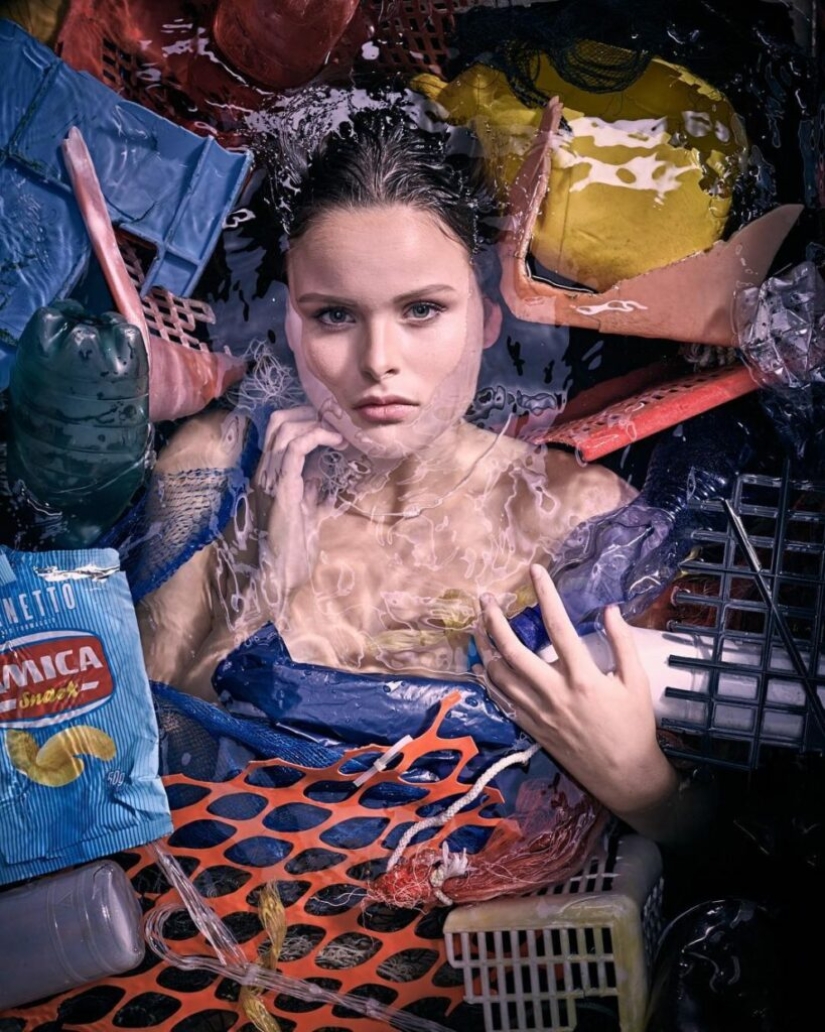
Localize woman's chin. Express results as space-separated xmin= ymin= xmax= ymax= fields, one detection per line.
xmin=348 ymin=420 xmax=458 ymax=462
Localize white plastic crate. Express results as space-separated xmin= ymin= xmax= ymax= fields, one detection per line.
xmin=444 ymin=834 xmax=663 ymax=1032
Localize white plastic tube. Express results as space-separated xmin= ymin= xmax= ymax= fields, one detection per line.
xmin=0 ymin=859 xmax=144 ymax=1009
xmin=540 ymin=625 xmax=825 ymax=744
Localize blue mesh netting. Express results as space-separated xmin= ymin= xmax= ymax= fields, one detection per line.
xmin=152 ymin=680 xmax=343 ymax=781
xmin=99 ymin=423 xmax=260 ymax=603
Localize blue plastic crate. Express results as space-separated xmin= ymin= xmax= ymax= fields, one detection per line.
xmin=0 ymin=19 xmax=252 ymax=347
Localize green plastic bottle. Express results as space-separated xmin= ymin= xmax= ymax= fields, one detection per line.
xmin=7 ymin=300 xmax=151 ymax=547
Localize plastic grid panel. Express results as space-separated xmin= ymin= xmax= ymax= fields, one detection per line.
xmin=95 ymin=31 xmax=243 ymax=131
xmin=444 ymin=835 xmax=663 ymax=1032
xmin=358 ymin=0 xmax=557 ymax=77
xmin=662 ymin=465 xmax=825 ymax=770
xmin=97 ymin=34 xmax=181 ymax=119
xmin=79 ymin=1 xmax=557 ymax=119
xmin=119 ymin=236 xmax=216 ymax=350
xmin=640 ymin=877 xmax=665 ymax=971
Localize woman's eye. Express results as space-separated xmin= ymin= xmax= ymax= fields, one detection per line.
xmin=405 ymin=301 xmax=444 ymax=321
xmin=316 ymin=307 xmax=354 ymax=326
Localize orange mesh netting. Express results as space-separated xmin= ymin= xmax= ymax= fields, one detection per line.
xmin=3 ymin=695 xmax=605 ymax=1032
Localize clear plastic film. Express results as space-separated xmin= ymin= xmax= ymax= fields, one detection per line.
xmin=736 ymin=259 xmax=825 ymax=472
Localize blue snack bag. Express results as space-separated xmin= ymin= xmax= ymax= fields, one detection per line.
xmin=0 ymin=546 xmax=171 ymax=886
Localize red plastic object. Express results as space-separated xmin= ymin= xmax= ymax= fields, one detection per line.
xmin=119 ymin=238 xmax=216 ymax=351
xmin=212 ymin=0 xmax=361 ymax=89
xmin=55 ymin=0 xmax=491 ymax=145
xmin=538 ymin=363 xmax=759 ymax=461
xmin=56 ymin=0 xmax=374 ymax=146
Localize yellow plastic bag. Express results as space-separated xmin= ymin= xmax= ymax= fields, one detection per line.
xmin=414 ymin=48 xmax=748 ymax=292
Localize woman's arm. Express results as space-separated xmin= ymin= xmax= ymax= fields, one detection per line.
xmin=136 ymin=409 xmax=246 ymax=699
xmin=476 ymin=564 xmax=712 ymax=844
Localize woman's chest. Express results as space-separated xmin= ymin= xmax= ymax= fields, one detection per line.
xmin=283 ymin=502 xmax=553 ymax=671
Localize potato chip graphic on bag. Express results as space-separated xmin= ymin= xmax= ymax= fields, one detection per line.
xmin=414 ymin=48 xmax=748 ymax=291
xmin=0 ymin=546 xmax=171 ymax=886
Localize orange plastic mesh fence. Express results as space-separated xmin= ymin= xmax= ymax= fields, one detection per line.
xmin=4 ymin=696 xmax=512 ymax=1032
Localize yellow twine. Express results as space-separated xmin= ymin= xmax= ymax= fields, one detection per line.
xmin=240 ymin=881 xmax=287 ymax=1032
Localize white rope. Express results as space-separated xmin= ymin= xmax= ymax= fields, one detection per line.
xmin=385 ymin=740 xmax=540 ymax=875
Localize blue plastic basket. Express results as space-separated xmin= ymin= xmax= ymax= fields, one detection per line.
xmin=0 ymin=19 xmax=252 ymax=347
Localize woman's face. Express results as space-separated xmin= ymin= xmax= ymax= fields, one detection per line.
xmin=285 ymin=204 xmax=501 ymax=461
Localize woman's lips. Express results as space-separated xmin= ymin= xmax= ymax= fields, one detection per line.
xmin=354 ymin=399 xmax=418 ymax=424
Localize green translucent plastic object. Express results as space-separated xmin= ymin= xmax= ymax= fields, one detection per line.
xmin=7 ymin=299 xmax=151 ymax=546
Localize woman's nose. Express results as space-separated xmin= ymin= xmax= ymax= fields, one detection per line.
xmin=359 ymin=319 xmax=401 ymax=380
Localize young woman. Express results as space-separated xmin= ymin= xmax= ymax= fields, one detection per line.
xmin=138 ymin=109 xmax=699 ymax=842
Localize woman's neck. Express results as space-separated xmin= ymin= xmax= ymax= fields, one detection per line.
xmin=339 ymin=421 xmax=502 ymax=523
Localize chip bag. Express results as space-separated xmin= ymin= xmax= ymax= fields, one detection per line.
xmin=0 ymin=546 xmax=171 ymax=886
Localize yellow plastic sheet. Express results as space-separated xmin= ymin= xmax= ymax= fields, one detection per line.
xmin=414 ymin=48 xmax=748 ymax=291
xmin=0 ymin=0 xmax=67 ymax=44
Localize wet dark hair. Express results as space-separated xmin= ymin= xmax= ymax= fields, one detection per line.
xmin=285 ymin=107 xmax=496 ymax=268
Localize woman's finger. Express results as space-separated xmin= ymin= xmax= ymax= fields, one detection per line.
xmin=255 ymin=408 xmax=316 ymax=493
xmin=258 ymin=421 xmax=343 ymax=496
xmin=530 ymin=565 xmax=596 ymax=677
xmin=261 ymin=405 xmax=317 ymax=453
xmin=602 ymin=604 xmax=646 ymax=690
xmin=277 ymin=425 xmax=345 ymax=490
xmin=477 ymin=638 xmax=555 ymax=731
xmin=477 ymin=599 xmax=566 ymax=727
xmin=475 ymin=635 xmax=529 ymax=720
xmin=480 ymin=591 xmax=559 ymax=686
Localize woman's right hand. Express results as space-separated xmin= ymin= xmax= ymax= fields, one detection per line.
xmin=476 ymin=564 xmax=682 ymax=839
xmin=251 ymin=405 xmax=344 ymax=622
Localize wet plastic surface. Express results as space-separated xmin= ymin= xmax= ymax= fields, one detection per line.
xmin=0 ymin=2 xmax=821 ymax=1030
xmin=6 ymin=300 xmax=151 ymax=547
xmin=511 ymin=402 xmax=765 ymax=648
xmin=645 ymin=898 xmax=784 ymax=1032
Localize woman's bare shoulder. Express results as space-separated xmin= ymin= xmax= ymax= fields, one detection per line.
xmin=541 ymin=445 xmax=637 ymax=523
xmin=489 ymin=433 xmax=635 ymax=510
xmin=154 ymin=409 xmax=249 ymax=476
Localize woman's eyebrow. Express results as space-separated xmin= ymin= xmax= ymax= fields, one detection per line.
xmin=296 ymin=285 xmax=460 ymax=306
xmin=394 ymin=284 xmax=460 ymax=302
xmin=295 ymin=292 xmax=357 ymax=305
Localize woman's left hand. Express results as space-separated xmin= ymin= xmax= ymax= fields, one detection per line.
xmin=476 ymin=564 xmax=679 ymax=829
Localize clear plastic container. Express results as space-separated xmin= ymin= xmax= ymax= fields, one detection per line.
xmin=0 ymin=859 xmax=145 ymax=1009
